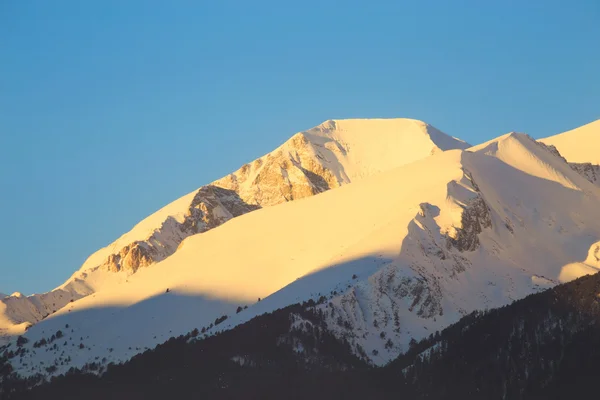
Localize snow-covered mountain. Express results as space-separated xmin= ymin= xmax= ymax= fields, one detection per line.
xmin=5 ymin=122 xmax=600 ymax=379
xmin=541 ymin=119 xmax=600 ymax=186
xmin=0 ymin=119 xmax=468 ymax=343
xmin=540 ymin=119 xmax=600 ymax=164
xmin=79 ymin=118 xmax=468 ymax=276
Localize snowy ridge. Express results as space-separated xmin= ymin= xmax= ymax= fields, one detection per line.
xmin=540 ymin=119 xmax=600 ymax=165
xmin=538 ymin=120 xmax=600 ymax=187
xmin=0 ymin=119 xmax=467 ymax=342
xmin=79 ymin=118 xmax=469 ymax=275
xmin=314 ymin=133 xmax=600 ymax=362
xmin=541 ymin=142 xmax=600 ymax=187
xmin=6 ymin=129 xmax=600 ymax=377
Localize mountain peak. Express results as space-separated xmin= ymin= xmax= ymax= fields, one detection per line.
xmin=301 ymin=118 xmax=469 ymax=175
xmin=4 ymin=120 xmax=600 ymax=380
xmin=0 ymin=117 xmax=473 ymax=347
xmin=314 ymin=117 xmax=434 ymax=131
xmin=313 ymin=118 xmax=461 ymax=142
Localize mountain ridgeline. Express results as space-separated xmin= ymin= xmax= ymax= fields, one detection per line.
xmin=0 ymin=119 xmax=469 ymax=341
xmin=1 ymin=117 xmax=600 ymax=398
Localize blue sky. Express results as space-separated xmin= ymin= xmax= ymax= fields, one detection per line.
xmin=1 ymin=0 xmax=599 ymax=294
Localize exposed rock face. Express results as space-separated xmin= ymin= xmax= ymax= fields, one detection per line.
xmin=539 ymin=119 xmax=600 ymax=165
xmin=445 ymin=194 xmax=492 ymax=253
xmin=536 ymin=141 xmax=567 ymax=161
xmin=536 ymin=141 xmax=599 ymax=187
xmin=86 ymin=119 xmax=465 ymax=275
xmin=96 ymin=136 xmax=342 ymax=274
xmin=319 ymin=267 xmax=444 ymax=345
xmin=310 ymin=136 xmax=600 ymax=365
xmin=1 ymin=118 xmax=471 ymax=348
xmin=214 ymin=133 xmax=340 ymax=206
xmin=103 ymin=242 xmax=154 ymax=273
xmin=98 ymin=186 xmax=261 ymax=273
xmin=8 ymin=122 xmax=600 ymax=376
xmin=318 ymin=171 xmax=492 ymax=361
xmin=569 ymin=162 xmax=599 ymax=186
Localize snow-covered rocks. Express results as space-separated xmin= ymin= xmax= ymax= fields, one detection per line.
xmin=4 ymin=119 xmax=600 ymax=380
xmin=0 ymin=118 xmax=468 ymax=342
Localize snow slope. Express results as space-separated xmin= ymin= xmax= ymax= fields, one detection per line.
xmin=540 ymin=119 xmax=600 ymax=164
xmin=7 ymin=131 xmax=600 ymax=377
xmin=540 ymin=119 xmax=600 ymax=187
xmin=79 ymin=118 xmax=469 ymax=274
xmin=0 ymin=119 xmax=468 ymax=342
xmin=237 ymin=133 xmax=600 ymax=364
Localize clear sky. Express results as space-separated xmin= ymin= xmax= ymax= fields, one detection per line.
xmin=1 ymin=0 xmax=599 ymax=295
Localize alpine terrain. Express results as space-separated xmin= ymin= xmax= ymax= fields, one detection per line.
xmin=1 ymin=118 xmax=599 ymax=398
xmin=11 ymin=266 xmax=600 ymax=400
xmin=0 ymin=118 xmax=469 ymax=344
xmin=540 ymin=119 xmax=600 ymax=186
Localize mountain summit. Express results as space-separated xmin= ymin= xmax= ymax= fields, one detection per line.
xmin=80 ymin=118 xmax=469 ymax=275
xmin=0 ymin=118 xmax=468 ymax=343
xmin=4 ymin=120 xmax=600 ymax=379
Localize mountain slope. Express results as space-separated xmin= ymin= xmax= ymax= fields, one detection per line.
xmin=274 ymin=132 xmax=600 ymax=363
xmin=540 ymin=119 xmax=600 ymax=186
xmin=8 ymin=258 xmax=600 ymax=400
xmin=79 ymin=118 xmax=469 ymax=275
xmin=381 ymin=271 xmax=600 ymax=400
xmin=540 ymin=119 xmax=600 ymax=164
xmin=6 ymin=130 xmax=600 ymax=378
xmin=0 ymin=119 xmax=468 ymax=342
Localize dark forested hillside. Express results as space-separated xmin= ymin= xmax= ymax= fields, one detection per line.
xmin=6 ymin=272 xmax=600 ymax=400
xmin=383 ymin=270 xmax=600 ymax=400
xmin=2 ymin=301 xmax=378 ymax=400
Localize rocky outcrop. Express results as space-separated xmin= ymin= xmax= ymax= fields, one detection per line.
xmin=100 ymin=186 xmax=261 ymax=273
xmin=536 ymin=141 xmax=567 ymax=161
xmin=535 ymin=141 xmax=599 ymax=186
xmin=569 ymin=162 xmax=599 ymax=186
xmin=318 ymin=259 xmax=447 ymax=362
xmin=70 ymin=119 xmax=468 ymax=278
xmin=445 ymin=195 xmax=492 ymax=252
xmin=1 ymin=118 xmax=472 ymax=351
xmin=214 ymin=133 xmax=340 ymax=206
xmin=91 ymin=129 xmax=354 ymax=274
xmin=444 ymin=173 xmax=492 ymax=253
xmin=315 ymin=169 xmax=495 ymax=363
xmin=98 ymin=139 xmax=343 ymax=274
